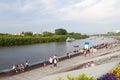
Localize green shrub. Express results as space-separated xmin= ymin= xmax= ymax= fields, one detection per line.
xmin=56 ymin=76 xmax=64 ymax=80
xmin=56 ymin=73 xmax=96 ymax=80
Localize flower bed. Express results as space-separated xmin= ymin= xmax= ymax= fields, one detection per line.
xmin=111 ymin=64 xmax=120 ymax=78
xmin=97 ymin=73 xmax=118 ymax=80
xmin=97 ymin=64 xmax=120 ymax=80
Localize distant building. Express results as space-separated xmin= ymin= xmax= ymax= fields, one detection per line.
xmin=115 ymin=30 xmax=120 ymax=33
xmin=12 ymin=33 xmax=24 ymax=36
xmin=107 ymin=30 xmax=120 ymax=34
xmin=33 ymin=32 xmax=42 ymax=35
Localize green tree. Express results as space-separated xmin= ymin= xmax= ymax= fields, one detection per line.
xmin=24 ymin=32 xmax=33 ymax=36
xmin=67 ymin=32 xmax=75 ymax=35
xmin=43 ymin=31 xmax=54 ymax=36
xmin=55 ymin=28 xmax=67 ymax=35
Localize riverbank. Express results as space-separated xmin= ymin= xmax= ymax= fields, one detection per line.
xmin=0 ymin=38 xmax=120 ymax=80
xmin=0 ymin=42 xmax=107 ymax=77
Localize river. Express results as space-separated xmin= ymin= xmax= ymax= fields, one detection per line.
xmin=0 ymin=37 xmax=118 ymax=72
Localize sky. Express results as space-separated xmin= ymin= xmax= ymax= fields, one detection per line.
xmin=0 ymin=0 xmax=120 ymax=34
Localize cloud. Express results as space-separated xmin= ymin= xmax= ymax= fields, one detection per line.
xmin=15 ymin=0 xmax=57 ymax=14
xmin=56 ymin=0 xmax=120 ymax=23
xmin=0 ymin=0 xmax=120 ymax=24
xmin=0 ymin=3 xmax=10 ymax=11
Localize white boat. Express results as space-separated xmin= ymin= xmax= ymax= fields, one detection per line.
xmin=66 ymin=37 xmax=75 ymax=42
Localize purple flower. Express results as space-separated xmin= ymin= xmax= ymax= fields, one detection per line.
xmin=97 ymin=73 xmax=118 ymax=80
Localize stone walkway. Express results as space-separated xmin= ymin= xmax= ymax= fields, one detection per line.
xmin=0 ymin=45 xmax=120 ymax=80
xmin=40 ymin=61 xmax=120 ymax=80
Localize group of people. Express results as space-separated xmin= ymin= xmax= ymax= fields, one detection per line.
xmin=85 ymin=61 xmax=95 ymax=68
xmin=67 ymin=52 xmax=73 ymax=58
xmin=49 ymin=55 xmax=58 ymax=68
xmin=104 ymin=42 xmax=118 ymax=49
xmin=12 ymin=61 xmax=29 ymax=73
xmin=66 ymin=47 xmax=97 ymax=57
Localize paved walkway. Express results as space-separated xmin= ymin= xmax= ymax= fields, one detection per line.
xmin=1 ymin=45 xmax=120 ymax=80
xmin=40 ymin=61 xmax=120 ymax=80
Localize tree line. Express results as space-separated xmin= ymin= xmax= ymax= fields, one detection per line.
xmin=0 ymin=28 xmax=89 ymax=47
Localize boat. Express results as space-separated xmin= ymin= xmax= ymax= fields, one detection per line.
xmin=66 ymin=37 xmax=75 ymax=42
xmin=73 ymin=45 xmax=79 ymax=47
xmin=101 ymin=38 xmax=104 ymax=40
xmin=90 ymin=38 xmax=93 ymax=40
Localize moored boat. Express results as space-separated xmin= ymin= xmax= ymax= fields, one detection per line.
xmin=66 ymin=37 xmax=75 ymax=42
xmin=73 ymin=45 xmax=79 ymax=47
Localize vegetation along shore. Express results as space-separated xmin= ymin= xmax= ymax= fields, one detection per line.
xmin=0 ymin=28 xmax=89 ymax=47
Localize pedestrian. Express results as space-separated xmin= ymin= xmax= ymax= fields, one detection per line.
xmin=90 ymin=61 xmax=95 ymax=67
xmin=53 ymin=55 xmax=57 ymax=59
xmin=15 ymin=65 xmax=19 ymax=73
xmin=88 ymin=48 xmax=91 ymax=53
xmin=25 ymin=61 xmax=29 ymax=67
xmin=53 ymin=58 xmax=57 ymax=67
xmin=67 ymin=52 xmax=71 ymax=58
xmin=43 ymin=60 xmax=47 ymax=66
xmin=79 ymin=49 xmax=84 ymax=54
xmin=49 ymin=57 xmax=53 ymax=68
xmin=13 ymin=64 xmax=19 ymax=73
xmin=12 ymin=64 xmax=17 ymax=72
xmin=20 ymin=64 xmax=25 ymax=72
xmin=84 ymin=49 xmax=88 ymax=56
xmin=53 ymin=54 xmax=59 ymax=61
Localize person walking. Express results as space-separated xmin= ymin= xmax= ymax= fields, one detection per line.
xmin=12 ymin=64 xmax=17 ymax=72
xmin=12 ymin=64 xmax=19 ymax=73
xmin=67 ymin=52 xmax=71 ymax=59
xmin=53 ymin=54 xmax=59 ymax=62
xmin=53 ymin=55 xmax=58 ymax=60
xmin=43 ymin=60 xmax=47 ymax=66
xmin=53 ymin=58 xmax=57 ymax=67
xmin=49 ymin=57 xmax=53 ymax=68
xmin=25 ymin=61 xmax=29 ymax=67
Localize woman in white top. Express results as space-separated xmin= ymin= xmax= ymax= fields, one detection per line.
xmin=49 ymin=57 xmax=53 ymax=68
xmin=53 ymin=59 xmax=57 ymax=67
xmin=25 ymin=61 xmax=29 ymax=67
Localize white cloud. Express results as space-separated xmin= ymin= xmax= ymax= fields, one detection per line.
xmin=18 ymin=0 xmax=41 ymax=12
xmin=17 ymin=0 xmax=57 ymax=14
xmin=0 ymin=3 xmax=10 ymax=11
xmin=0 ymin=0 xmax=120 ymax=34
xmin=0 ymin=0 xmax=120 ymax=23
xmin=56 ymin=0 xmax=120 ymax=23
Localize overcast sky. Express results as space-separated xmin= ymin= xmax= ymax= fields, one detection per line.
xmin=0 ymin=0 xmax=120 ymax=34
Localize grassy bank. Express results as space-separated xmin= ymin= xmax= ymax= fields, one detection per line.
xmin=0 ymin=34 xmax=89 ymax=47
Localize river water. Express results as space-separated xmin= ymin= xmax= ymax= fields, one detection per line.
xmin=0 ymin=37 xmax=118 ymax=71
